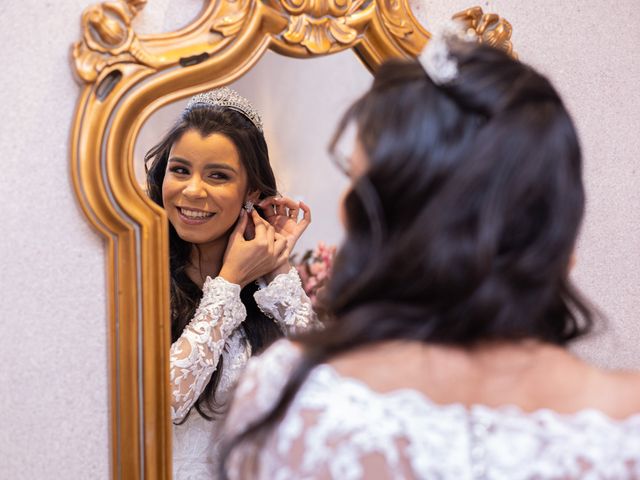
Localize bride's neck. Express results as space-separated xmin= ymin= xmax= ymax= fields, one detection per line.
xmin=186 ymin=236 xmax=228 ymax=288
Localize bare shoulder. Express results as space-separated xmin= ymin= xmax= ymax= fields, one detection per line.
xmin=587 ymin=365 xmax=640 ymax=419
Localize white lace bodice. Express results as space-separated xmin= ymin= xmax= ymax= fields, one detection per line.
xmin=170 ymin=268 xmax=318 ymax=479
xmin=225 ymin=340 xmax=640 ymax=480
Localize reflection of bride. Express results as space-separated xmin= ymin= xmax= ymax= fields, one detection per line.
xmin=144 ymin=87 xmax=319 ymax=478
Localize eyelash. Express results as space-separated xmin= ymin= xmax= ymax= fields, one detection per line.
xmin=209 ymin=172 xmax=230 ymax=180
xmin=169 ymin=166 xmax=189 ymax=175
xmin=168 ymin=166 xmax=230 ymax=181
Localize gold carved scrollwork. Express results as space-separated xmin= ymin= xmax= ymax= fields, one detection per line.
xmin=380 ymin=0 xmax=415 ymax=39
xmin=278 ymin=0 xmax=370 ymax=54
xmin=453 ymin=6 xmax=517 ymax=58
xmin=71 ymin=0 xmax=157 ymax=83
xmin=210 ymin=0 xmax=253 ymax=37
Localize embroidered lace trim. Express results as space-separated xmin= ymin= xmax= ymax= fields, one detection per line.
xmin=253 ymin=267 xmax=321 ymax=335
xmin=227 ymin=340 xmax=640 ymax=480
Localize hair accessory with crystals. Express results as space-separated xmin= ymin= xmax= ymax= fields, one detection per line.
xmin=186 ymin=87 xmax=264 ymax=132
xmin=418 ymin=20 xmax=476 ymax=85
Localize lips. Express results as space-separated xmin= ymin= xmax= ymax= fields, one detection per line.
xmin=176 ymin=207 xmax=215 ymax=225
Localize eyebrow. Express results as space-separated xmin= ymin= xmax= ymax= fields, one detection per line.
xmin=168 ymin=157 xmax=238 ymax=173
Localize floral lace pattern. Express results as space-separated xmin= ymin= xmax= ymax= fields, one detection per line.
xmin=170 ymin=276 xmax=246 ymax=422
xmin=254 ymin=267 xmax=321 ymax=335
xmin=170 ymin=269 xmax=316 ymax=479
xmin=226 ymin=340 xmax=640 ymax=480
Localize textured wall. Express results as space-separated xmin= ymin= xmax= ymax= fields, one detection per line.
xmin=0 ymin=1 xmax=109 ymax=478
xmin=409 ymin=0 xmax=640 ymax=369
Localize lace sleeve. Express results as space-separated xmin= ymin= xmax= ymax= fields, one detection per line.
xmin=253 ymin=267 xmax=321 ymax=335
xmin=170 ymin=276 xmax=246 ymax=423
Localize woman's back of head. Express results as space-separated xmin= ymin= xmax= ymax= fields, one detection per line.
xmin=325 ymin=40 xmax=591 ymax=349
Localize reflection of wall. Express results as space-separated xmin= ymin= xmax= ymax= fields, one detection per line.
xmin=135 ymin=50 xmax=371 ymax=255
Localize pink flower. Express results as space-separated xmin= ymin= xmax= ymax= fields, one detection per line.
xmin=291 ymin=241 xmax=336 ymax=307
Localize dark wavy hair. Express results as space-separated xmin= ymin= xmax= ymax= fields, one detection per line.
xmin=145 ymin=103 xmax=284 ymax=423
xmin=221 ymin=41 xmax=596 ymax=474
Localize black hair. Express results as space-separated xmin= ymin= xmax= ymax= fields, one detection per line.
xmin=221 ymin=41 xmax=595 ymax=473
xmin=145 ymin=103 xmax=283 ymax=422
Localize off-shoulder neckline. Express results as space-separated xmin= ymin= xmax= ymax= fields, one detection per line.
xmin=271 ymin=339 xmax=640 ymax=426
xmin=310 ymin=362 xmax=640 ymax=426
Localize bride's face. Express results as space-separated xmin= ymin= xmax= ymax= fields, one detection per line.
xmin=162 ymin=129 xmax=249 ymax=246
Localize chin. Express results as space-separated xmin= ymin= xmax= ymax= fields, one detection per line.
xmin=174 ymin=228 xmax=216 ymax=245
xmin=172 ymin=221 xmax=232 ymax=246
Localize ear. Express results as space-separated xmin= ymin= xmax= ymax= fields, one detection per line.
xmin=246 ymin=189 xmax=261 ymax=204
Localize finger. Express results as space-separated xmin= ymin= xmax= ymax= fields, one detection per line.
xmin=266 ymin=224 xmax=275 ymax=255
xmin=257 ymin=197 xmax=278 ymax=218
xmin=277 ymin=196 xmax=300 ymax=211
xmin=274 ymin=198 xmax=286 ymax=216
xmin=278 ymin=197 xmax=301 ymax=220
xmin=288 ymin=206 xmax=300 ymax=221
xmin=251 ymin=209 xmax=268 ymax=234
xmin=252 ymin=209 xmax=274 ymax=233
xmin=257 ymin=196 xmax=277 ymax=209
xmin=230 ymin=209 xmax=248 ymax=240
xmin=299 ymin=201 xmax=312 ymax=227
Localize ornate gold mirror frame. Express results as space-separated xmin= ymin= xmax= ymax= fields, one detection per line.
xmin=69 ymin=1 xmax=513 ymax=477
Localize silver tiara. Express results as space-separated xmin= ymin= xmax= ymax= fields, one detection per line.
xmin=185 ymin=87 xmax=263 ymax=132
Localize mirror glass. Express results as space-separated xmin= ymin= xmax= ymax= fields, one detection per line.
xmin=134 ymin=49 xmax=373 ymax=254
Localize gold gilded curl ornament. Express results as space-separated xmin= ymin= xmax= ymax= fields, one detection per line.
xmin=279 ymin=0 xmax=370 ymax=54
xmin=71 ymin=0 xmax=158 ymax=83
xmin=453 ymin=6 xmax=517 ymax=58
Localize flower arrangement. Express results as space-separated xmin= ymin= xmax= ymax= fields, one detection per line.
xmin=291 ymin=242 xmax=336 ymax=306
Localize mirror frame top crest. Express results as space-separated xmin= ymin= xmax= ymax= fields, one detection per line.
xmin=69 ymin=0 xmax=514 ymax=477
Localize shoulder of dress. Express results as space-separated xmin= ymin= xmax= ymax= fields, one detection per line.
xmin=225 ymin=339 xmax=304 ymax=437
xmin=243 ymin=339 xmax=302 ymax=383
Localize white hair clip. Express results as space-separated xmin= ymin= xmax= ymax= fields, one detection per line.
xmin=418 ymin=20 xmax=476 ymax=85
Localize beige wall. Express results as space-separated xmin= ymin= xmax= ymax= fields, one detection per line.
xmin=0 ymin=1 xmax=110 ymax=478
xmin=0 ymin=0 xmax=638 ymax=477
xmin=409 ymin=0 xmax=640 ymax=369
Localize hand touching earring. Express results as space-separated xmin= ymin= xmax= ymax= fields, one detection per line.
xmin=257 ymin=196 xmax=312 ymax=280
xmin=219 ymin=209 xmax=288 ymax=287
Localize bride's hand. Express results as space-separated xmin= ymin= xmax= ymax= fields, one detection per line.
xmin=257 ymin=196 xmax=311 ymax=281
xmin=219 ymin=210 xmax=288 ymax=288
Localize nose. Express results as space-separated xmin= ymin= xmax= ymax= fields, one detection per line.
xmin=183 ymin=176 xmax=207 ymax=200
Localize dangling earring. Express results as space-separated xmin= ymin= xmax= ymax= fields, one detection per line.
xmin=243 ymin=200 xmax=254 ymax=213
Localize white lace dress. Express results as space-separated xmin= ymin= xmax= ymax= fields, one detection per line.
xmin=225 ymin=340 xmax=640 ymax=480
xmin=170 ymin=268 xmax=318 ymax=479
